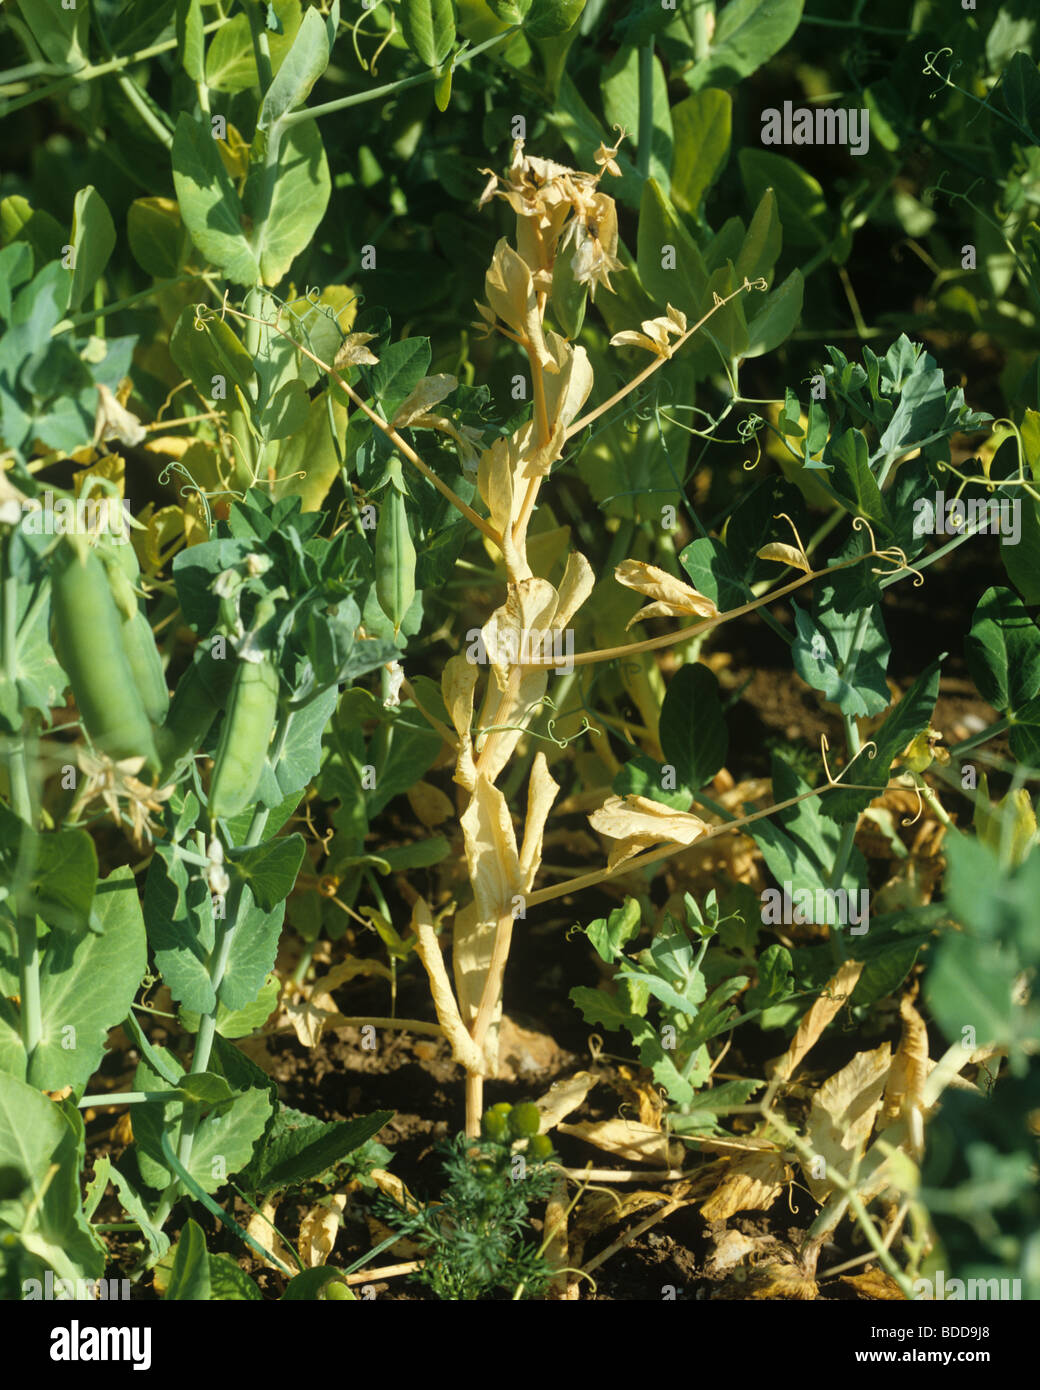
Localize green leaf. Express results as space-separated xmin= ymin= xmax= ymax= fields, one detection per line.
xmin=612 ymin=754 xmax=692 ymax=810
xmin=262 ymin=377 xmax=310 ymax=440
xmin=144 ymin=843 xmax=217 ymax=1015
xmin=127 ymin=197 xmax=191 ymax=279
xmin=205 ymin=0 xmax=304 ymax=92
xmin=179 ymin=972 xmax=281 ymax=1038
xmin=796 ymin=558 xmax=891 ymax=711
xmin=550 ymin=239 xmax=589 ymax=339
xmin=678 ymin=536 xmax=749 ymax=611
xmin=821 ymin=427 xmax=888 ymax=527
xmin=964 ymin=586 xmax=1040 ymax=715
xmin=209 ymin=1252 xmax=263 ymax=1299
xmin=227 ymin=834 xmax=306 ymax=911
xmin=689 ymin=0 xmax=804 ymax=90
xmin=582 ymin=897 xmax=642 ymax=964
xmin=744 ymin=267 xmax=802 ymax=358
xmin=0 ymin=867 xmax=147 ymax=1090
xmin=601 ymin=45 xmax=673 ymax=191
xmin=282 ymin=1266 xmax=353 ymax=1299
xmin=526 ymin=0 xmax=585 ymax=38
xmin=399 ymin=0 xmax=455 ymax=66
xmin=0 ymin=801 xmax=97 ymax=935
xmin=66 ymin=188 xmax=116 ymax=315
xmin=246 ymin=118 xmax=331 ymax=287
xmin=177 ymin=1072 xmax=236 ymax=1107
xmin=734 ymin=188 xmax=781 ymax=285
xmin=659 ymin=663 xmax=728 ymax=789
xmin=636 ymin=177 xmax=708 ymax=315
xmin=245 ymin=1109 xmax=393 ymax=1194
xmin=670 ymin=89 xmax=731 ymax=216
xmin=823 ymin=658 xmax=943 ymax=823
xmin=169 ymin=303 xmax=256 ymax=404
xmin=166 ymin=1219 xmax=212 ymax=1300
xmin=172 ymin=112 xmax=261 ymax=285
xmin=258 ymin=6 xmax=330 ymax=128
xmin=14 ymin=0 xmax=89 ymax=67
xmin=751 ymin=753 xmax=867 ymax=903
xmin=369 ymin=337 xmax=432 ymax=421
xmin=0 ymin=1077 xmax=104 ymax=1284
xmin=1003 ymin=52 xmax=1040 ymax=139
xmin=176 ymin=0 xmax=206 ymax=82
xmin=107 ymin=1163 xmax=170 ymax=1262
xmin=253 ymin=686 xmax=339 ymax=807
xmin=1001 ymin=495 xmax=1040 ymax=604
xmin=220 ymin=886 xmax=285 ymax=1012
xmin=738 ymin=148 xmax=829 ymax=249
xmin=133 ymin=1051 xmax=273 ymax=1194
xmin=569 ymin=985 xmax=649 ymax=1034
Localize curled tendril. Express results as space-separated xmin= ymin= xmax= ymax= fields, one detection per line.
xmin=588 ymin=1033 xmax=605 ymax=1063
xmin=821 ymin=734 xmax=879 ymax=788
xmin=772 ymin=510 xmax=811 ymax=563
xmin=922 ymin=47 xmax=957 ymax=95
xmin=156 ymin=460 xmax=241 ymax=531
xmin=900 ymin=780 xmax=925 ymax=828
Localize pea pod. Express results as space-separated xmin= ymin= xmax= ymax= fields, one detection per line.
xmin=375 ymin=472 xmax=416 ymax=637
xmin=97 ymin=542 xmax=169 ymax=726
xmin=155 ymin=647 xmax=234 ymax=781
xmin=208 ymin=655 xmax=280 ymax=821
xmin=49 ymin=536 xmax=160 ymax=770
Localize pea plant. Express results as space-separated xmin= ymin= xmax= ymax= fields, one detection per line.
xmin=2 ymin=0 xmax=1039 ymax=1307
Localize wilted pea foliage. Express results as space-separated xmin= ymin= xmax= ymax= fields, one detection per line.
xmin=0 ymin=0 xmax=1037 ymax=1311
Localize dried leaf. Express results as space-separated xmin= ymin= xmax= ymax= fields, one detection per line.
xmin=334 ymin=332 xmax=379 ymax=368
xmin=299 ymin=1193 xmax=347 ymax=1268
xmin=804 ymin=1043 xmax=892 ymax=1202
xmin=406 ymin=779 xmax=454 ymax=828
xmin=588 ymin=793 xmax=709 ymax=869
xmin=614 ymin=559 xmax=719 ymax=627
xmin=770 ymin=958 xmax=866 ymax=1081
xmin=518 ymin=752 xmax=560 ymax=891
xmin=534 ymin=1070 xmax=598 ymax=1129
xmin=412 ymin=896 xmax=483 ymax=1074
xmin=839 ymin=1267 xmax=906 ymax=1300
xmin=756 ymin=541 xmax=811 ymax=573
xmin=609 ymin=304 xmax=687 ymax=359
xmin=245 ymin=1198 xmax=295 ymax=1274
xmin=441 ymin=654 xmax=479 ymax=791
xmin=700 ymin=1150 xmax=792 ymax=1221
xmin=557 ymin=1118 xmax=681 ymax=1168
xmin=882 ymin=992 xmax=930 ymax=1127
xmin=392 ymin=374 xmax=458 ymax=428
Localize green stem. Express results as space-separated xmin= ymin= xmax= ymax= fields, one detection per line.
xmin=636 ymin=42 xmax=654 ymax=180
xmin=154 ymin=796 xmax=273 ymax=1227
xmin=2 ymin=535 xmax=41 ymax=1069
xmin=0 ymin=21 xmax=227 ymax=118
xmin=57 ymin=275 xmax=204 ymax=334
xmin=948 ymin=715 xmax=1012 ymax=757
xmin=246 ymin=0 xmax=275 ymax=93
xmin=280 ymin=27 xmax=520 ymax=129
xmin=15 ymin=916 xmax=42 ymax=1069
xmin=692 ymin=0 xmax=714 ymax=62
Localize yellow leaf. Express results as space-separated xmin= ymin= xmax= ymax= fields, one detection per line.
xmin=770 ymin=958 xmax=865 ymax=1082
xmin=614 ymin=558 xmax=719 ymax=627
xmin=756 ymin=541 xmax=811 ymax=573
xmin=700 ymin=1150 xmax=792 ymax=1221
xmin=588 ymin=793 xmax=709 ymax=869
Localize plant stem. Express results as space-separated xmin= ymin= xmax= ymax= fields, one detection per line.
xmin=280 ymin=28 xmax=520 ymax=129
xmin=154 ymin=797 xmax=272 ymax=1226
xmin=1 ymin=535 xmax=41 ymax=1070
xmin=636 ymin=42 xmax=654 ymax=180
xmin=0 ymin=21 xmax=227 ymax=118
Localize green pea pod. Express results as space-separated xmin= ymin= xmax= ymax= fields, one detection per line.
xmin=49 ymin=536 xmax=160 ymax=771
xmin=97 ymin=538 xmax=168 ymax=724
xmin=156 ymin=647 xmax=235 ymax=781
xmin=208 ymin=656 xmax=280 ymax=821
xmin=120 ymin=608 xmax=169 ymax=725
xmin=375 ymin=480 xmax=416 ymax=637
